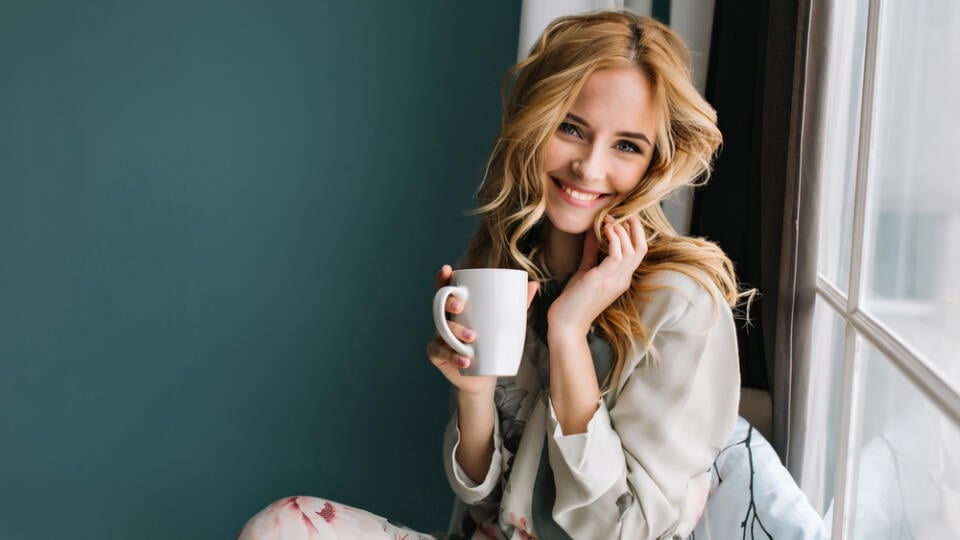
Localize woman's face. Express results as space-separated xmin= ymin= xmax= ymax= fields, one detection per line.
xmin=541 ymin=66 xmax=657 ymax=234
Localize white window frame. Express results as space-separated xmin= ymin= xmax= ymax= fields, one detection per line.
xmin=809 ymin=0 xmax=960 ymax=536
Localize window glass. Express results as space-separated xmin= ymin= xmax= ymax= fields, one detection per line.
xmin=816 ymin=0 xmax=868 ymax=293
xmin=861 ymin=0 xmax=960 ymax=376
xmin=849 ymin=340 xmax=960 ymax=538
xmin=797 ymin=297 xmax=846 ymax=514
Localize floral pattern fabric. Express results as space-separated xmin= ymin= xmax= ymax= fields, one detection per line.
xmin=236 ymin=416 xmax=827 ymax=540
xmin=238 ymin=272 xmax=744 ymax=540
xmin=238 ymin=496 xmax=436 ymax=540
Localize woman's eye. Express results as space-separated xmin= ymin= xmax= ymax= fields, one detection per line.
xmin=558 ymin=122 xmax=581 ymax=137
xmin=615 ymin=140 xmax=641 ymax=154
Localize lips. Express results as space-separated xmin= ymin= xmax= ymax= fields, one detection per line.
xmin=551 ymin=176 xmax=610 ymax=207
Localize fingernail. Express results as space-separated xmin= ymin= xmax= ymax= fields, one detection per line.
xmin=604 ymin=214 xmax=614 ymax=222
xmin=462 ymin=329 xmax=475 ymax=339
xmin=450 ymin=300 xmax=462 ymax=311
xmin=457 ymin=356 xmax=470 ymax=368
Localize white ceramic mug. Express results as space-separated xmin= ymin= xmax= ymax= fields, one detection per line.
xmin=432 ymin=268 xmax=528 ymax=376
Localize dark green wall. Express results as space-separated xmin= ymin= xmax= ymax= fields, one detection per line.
xmin=0 ymin=1 xmax=520 ymax=538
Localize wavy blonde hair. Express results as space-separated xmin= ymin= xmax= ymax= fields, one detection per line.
xmin=464 ymin=11 xmax=751 ymax=389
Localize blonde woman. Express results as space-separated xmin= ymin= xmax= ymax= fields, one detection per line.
xmin=240 ymin=10 xmax=747 ymax=540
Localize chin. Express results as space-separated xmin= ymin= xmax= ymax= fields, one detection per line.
xmin=545 ymin=210 xmax=595 ymax=235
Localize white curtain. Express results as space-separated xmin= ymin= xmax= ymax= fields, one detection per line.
xmin=518 ymin=0 xmax=625 ymax=61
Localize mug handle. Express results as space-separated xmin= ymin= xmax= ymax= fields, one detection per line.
xmin=433 ymin=285 xmax=475 ymax=358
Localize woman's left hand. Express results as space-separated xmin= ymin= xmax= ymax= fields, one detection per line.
xmin=547 ymin=214 xmax=647 ymax=337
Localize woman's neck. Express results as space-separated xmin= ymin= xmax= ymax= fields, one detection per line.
xmin=544 ymin=221 xmax=584 ymax=281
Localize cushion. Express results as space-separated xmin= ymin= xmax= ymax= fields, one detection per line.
xmin=690 ymin=417 xmax=829 ymax=539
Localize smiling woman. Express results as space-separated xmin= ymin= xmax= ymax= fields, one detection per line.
xmin=241 ymin=10 xmax=751 ymax=540
xmin=542 ymin=67 xmax=656 ymax=234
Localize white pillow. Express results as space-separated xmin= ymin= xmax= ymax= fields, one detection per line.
xmin=690 ymin=417 xmax=830 ymax=540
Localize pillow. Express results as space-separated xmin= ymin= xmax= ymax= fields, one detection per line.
xmin=690 ymin=416 xmax=830 ymax=540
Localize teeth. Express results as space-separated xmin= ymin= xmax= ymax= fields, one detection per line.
xmin=562 ymin=185 xmax=600 ymax=201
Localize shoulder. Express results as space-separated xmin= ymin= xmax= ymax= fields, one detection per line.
xmin=611 ymin=268 xmax=740 ymax=399
xmin=633 ymin=269 xmax=729 ymax=333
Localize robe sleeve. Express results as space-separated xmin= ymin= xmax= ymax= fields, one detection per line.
xmin=443 ymin=406 xmax=505 ymax=505
xmin=544 ymin=272 xmax=741 ymax=539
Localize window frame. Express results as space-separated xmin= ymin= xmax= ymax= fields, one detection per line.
xmin=807 ymin=0 xmax=960 ymax=536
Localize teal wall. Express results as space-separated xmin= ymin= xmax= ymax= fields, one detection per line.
xmin=0 ymin=1 xmax=520 ymax=538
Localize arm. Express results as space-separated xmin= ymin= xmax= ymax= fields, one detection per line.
xmin=545 ymin=215 xmax=645 ymax=435
xmin=546 ymin=331 xmax=601 ymax=434
xmin=442 ymin=390 xmax=505 ymax=505
xmin=546 ymin=273 xmax=741 ymax=539
xmin=430 ymin=264 xmax=540 ymax=503
xmin=454 ymin=388 xmax=497 ymax=483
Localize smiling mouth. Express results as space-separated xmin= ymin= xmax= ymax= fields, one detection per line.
xmin=551 ymin=177 xmax=610 ymax=202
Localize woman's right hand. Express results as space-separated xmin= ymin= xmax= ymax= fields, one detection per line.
xmin=426 ymin=264 xmax=498 ymax=397
xmin=426 ymin=264 xmax=539 ymax=397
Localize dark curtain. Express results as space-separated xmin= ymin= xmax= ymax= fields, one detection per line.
xmin=691 ymin=0 xmax=808 ymax=453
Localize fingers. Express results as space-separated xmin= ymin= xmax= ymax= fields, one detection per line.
xmin=526 ymin=281 xmax=540 ymax=308
xmin=594 ymin=216 xmax=646 ymax=292
xmin=613 ymin=220 xmax=633 ymax=257
xmin=430 ymin=264 xmax=472 ymax=370
xmin=437 ymin=265 xmax=467 ymax=316
xmin=627 ymin=215 xmax=647 ymax=258
xmin=604 ymin=220 xmax=623 ymax=259
xmin=579 ymin=227 xmax=600 ymax=271
xmin=446 ymin=320 xmax=476 ymax=343
xmin=603 ymin=215 xmax=646 ymax=262
xmin=434 ymin=264 xmax=453 ymax=291
xmin=426 ymin=337 xmax=471 ymax=369
xmin=444 ymin=294 xmax=465 ymax=314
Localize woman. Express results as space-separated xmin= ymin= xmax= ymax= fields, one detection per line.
xmin=240 ymin=10 xmax=747 ymax=540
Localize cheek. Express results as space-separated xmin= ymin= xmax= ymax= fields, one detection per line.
xmin=541 ymin=137 xmax=567 ymax=172
xmin=612 ymin=163 xmax=650 ymax=195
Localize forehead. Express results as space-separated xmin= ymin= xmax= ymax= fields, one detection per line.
xmin=570 ymin=67 xmax=656 ymax=130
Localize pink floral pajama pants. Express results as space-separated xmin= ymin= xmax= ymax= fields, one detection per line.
xmin=238 ymin=496 xmax=439 ymax=540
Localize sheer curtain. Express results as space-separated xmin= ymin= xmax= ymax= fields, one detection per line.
xmin=518 ymin=1 xmax=624 ymax=60
xmin=783 ymin=0 xmax=860 ymax=514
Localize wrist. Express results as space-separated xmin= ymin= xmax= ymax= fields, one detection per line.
xmin=547 ymin=320 xmax=590 ymax=346
xmin=457 ymin=383 xmax=496 ymax=406
xmin=546 ymin=304 xmax=591 ymax=340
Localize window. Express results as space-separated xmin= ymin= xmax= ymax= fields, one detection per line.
xmin=802 ymin=0 xmax=960 ymax=537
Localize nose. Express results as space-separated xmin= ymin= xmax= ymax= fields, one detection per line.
xmin=572 ymin=144 xmax=606 ymax=184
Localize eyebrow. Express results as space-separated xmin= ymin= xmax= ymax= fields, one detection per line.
xmin=566 ymin=113 xmax=652 ymax=146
